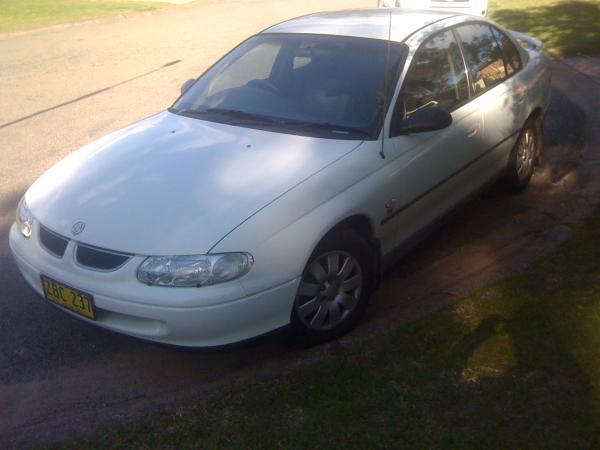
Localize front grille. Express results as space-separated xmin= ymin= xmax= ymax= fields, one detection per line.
xmin=75 ymin=244 xmax=131 ymax=271
xmin=39 ymin=226 xmax=69 ymax=257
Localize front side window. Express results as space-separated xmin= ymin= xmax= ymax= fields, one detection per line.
xmin=171 ymin=34 xmax=407 ymax=140
xmin=401 ymin=29 xmax=469 ymax=116
xmin=456 ymin=23 xmax=508 ymax=94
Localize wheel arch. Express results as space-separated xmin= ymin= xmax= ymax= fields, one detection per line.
xmin=319 ymin=214 xmax=382 ymax=284
xmin=528 ymin=106 xmax=544 ymax=120
xmin=527 ymin=106 xmax=545 ymax=161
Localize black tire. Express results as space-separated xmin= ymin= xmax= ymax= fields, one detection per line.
xmin=502 ymin=116 xmax=542 ymax=193
xmin=291 ymin=229 xmax=376 ymax=345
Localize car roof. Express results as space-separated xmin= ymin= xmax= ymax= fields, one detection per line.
xmin=263 ymin=8 xmax=459 ymax=42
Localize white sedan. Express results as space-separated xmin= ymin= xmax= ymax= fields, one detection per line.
xmin=379 ymin=0 xmax=489 ymax=17
xmin=10 ymin=9 xmax=550 ymax=347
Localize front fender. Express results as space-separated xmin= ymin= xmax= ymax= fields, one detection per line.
xmin=211 ymin=140 xmax=389 ymax=296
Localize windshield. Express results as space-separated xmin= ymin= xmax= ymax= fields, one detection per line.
xmin=171 ymin=33 xmax=407 ymax=140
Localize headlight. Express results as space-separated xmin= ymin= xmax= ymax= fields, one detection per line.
xmin=137 ymin=253 xmax=254 ymax=287
xmin=16 ymin=197 xmax=34 ymax=239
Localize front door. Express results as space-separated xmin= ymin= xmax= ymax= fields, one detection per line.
xmin=380 ymin=28 xmax=488 ymax=247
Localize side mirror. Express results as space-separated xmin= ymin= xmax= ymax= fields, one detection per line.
xmin=395 ymin=106 xmax=452 ymax=135
xmin=180 ymin=78 xmax=196 ymax=95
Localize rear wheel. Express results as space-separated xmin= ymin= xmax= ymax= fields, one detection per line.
xmin=502 ymin=117 xmax=542 ymax=192
xmin=291 ymin=229 xmax=375 ymax=344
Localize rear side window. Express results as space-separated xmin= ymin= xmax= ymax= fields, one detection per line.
xmin=456 ymin=23 xmax=507 ymax=94
xmin=490 ymin=26 xmax=523 ymax=76
xmin=401 ymin=29 xmax=469 ymax=115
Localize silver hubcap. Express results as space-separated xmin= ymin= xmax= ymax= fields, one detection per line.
xmin=295 ymin=251 xmax=363 ymax=331
xmin=516 ymin=129 xmax=536 ymax=180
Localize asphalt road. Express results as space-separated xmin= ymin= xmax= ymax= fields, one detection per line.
xmin=0 ymin=0 xmax=372 ymax=379
xmin=1 ymin=1 xmax=600 ymax=446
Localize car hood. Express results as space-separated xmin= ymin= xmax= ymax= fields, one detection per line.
xmin=26 ymin=111 xmax=363 ymax=255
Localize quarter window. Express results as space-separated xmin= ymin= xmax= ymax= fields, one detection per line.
xmin=456 ymin=24 xmax=508 ymax=94
xmin=401 ymin=29 xmax=469 ymax=115
xmin=490 ymin=26 xmax=523 ymax=76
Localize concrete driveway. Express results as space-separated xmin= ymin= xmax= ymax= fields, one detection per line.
xmin=2 ymin=1 xmax=600 ymax=446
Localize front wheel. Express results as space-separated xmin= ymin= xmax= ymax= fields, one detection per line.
xmin=502 ymin=117 xmax=542 ymax=192
xmin=291 ymin=229 xmax=376 ymax=344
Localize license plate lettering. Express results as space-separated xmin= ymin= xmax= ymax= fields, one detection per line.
xmin=51 ymin=281 xmax=60 ymax=300
xmin=71 ymin=292 xmax=84 ymax=309
xmin=40 ymin=275 xmax=96 ymax=320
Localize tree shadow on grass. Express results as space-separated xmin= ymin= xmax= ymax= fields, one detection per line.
xmin=444 ymin=312 xmax=596 ymax=446
xmin=395 ymin=242 xmax=600 ymax=447
xmin=370 ymin=278 xmax=600 ymax=447
xmin=491 ymin=0 xmax=600 ymax=57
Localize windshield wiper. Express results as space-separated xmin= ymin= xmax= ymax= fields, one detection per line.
xmin=283 ymin=120 xmax=372 ymax=138
xmin=173 ymin=107 xmax=279 ymax=125
xmin=171 ymin=107 xmax=208 ymax=117
xmin=173 ymin=108 xmax=371 ymax=138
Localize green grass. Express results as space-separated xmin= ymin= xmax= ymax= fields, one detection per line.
xmin=0 ymin=0 xmax=169 ymax=34
xmin=51 ymin=212 xmax=600 ymax=448
xmin=489 ymin=0 xmax=600 ymax=57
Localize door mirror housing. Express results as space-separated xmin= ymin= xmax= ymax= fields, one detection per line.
xmin=394 ymin=106 xmax=452 ymax=136
xmin=180 ymin=78 xmax=196 ymax=95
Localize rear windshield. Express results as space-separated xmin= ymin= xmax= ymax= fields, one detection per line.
xmin=171 ymin=33 xmax=407 ymax=140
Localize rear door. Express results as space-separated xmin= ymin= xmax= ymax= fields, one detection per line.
xmin=454 ymin=23 xmax=526 ymax=176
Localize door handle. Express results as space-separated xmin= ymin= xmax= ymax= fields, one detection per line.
xmin=467 ymin=127 xmax=479 ymax=138
xmin=516 ymin=94 xmax=526 ymax=104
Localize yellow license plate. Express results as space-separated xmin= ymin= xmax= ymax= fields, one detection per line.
xmin=41 ymin=275 xmax=96 ymax=320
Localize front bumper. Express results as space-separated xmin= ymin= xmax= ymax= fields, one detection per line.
xmin=9 ymin=223 xmax=299 ymax=347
